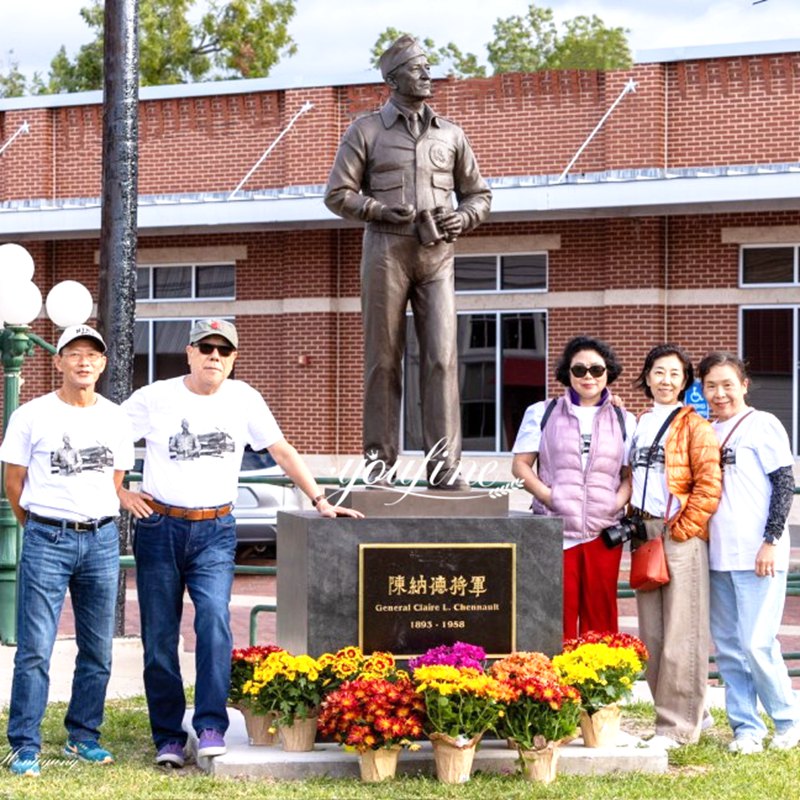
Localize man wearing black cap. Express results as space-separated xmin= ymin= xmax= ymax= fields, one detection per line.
xmin=119 ymin=318 xmax=362 ymax=768
xmin=0 ymin=324 xmax=134 ymax=776
xmin=325 ymin=35 xmax=492 ymax=489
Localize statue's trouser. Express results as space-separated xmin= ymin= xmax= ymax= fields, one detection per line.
xmin=360 ymin=228 xmax=462 ymax=484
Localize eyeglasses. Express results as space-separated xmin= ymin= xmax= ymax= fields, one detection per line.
xmin=570 ymin=364 xmax=607 ymax=378
xmin=62 ymin=351 xmax=104 ymax=363
xmin=195 ymin=342 xmax=235 ymax=357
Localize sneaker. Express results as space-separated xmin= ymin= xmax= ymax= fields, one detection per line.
xmin=155 ymin=742 xmax=185 ymax=768
xmin=771 ymin=722 xmax=800 ymax=750
xmin=728 ymin=736 xmax=763 ymax=754
xmin=9 ymin=750 xmax=40 ymax=777
xmin=701 ymin=710 xmax=714 ymax=730
xmin=63 ymin=738 xmax=115 ymax=764
xmin=648 ymin=734 xmax=681 ymax=750
xmin=196 ymin=729 xmax=226 ymax=758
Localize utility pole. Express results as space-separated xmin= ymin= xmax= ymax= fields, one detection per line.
xmin=97 ymin=0 xmax=140 ymax=635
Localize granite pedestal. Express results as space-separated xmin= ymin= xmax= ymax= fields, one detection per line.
xmin=276 ymin=511 xmax=562 ymax=658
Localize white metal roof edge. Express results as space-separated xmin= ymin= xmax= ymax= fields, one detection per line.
xmin=635 ymin=38 xmax=800 ymax=65
xmin=3 ymin=170 xmax=800 ymax=239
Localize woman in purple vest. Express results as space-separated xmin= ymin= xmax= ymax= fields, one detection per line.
xmin=512 ymin=336 xmax=635 ymax=640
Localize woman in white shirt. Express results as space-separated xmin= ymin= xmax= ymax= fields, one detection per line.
xmin=700 ymin=351 xmax=800 ymax=755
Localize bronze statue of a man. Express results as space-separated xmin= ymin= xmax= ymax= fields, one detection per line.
xmin=325 ymin=35 xmax=492 ymax=488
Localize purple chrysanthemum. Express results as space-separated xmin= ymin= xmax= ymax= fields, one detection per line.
xmin=408 ymin=641 xmax=486 ymax=672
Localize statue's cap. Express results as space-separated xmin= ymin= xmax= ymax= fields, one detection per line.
xmin=379 ymin=35 xmax=426 ymax=80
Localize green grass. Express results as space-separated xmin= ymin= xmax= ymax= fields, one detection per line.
xmin=0 ymin=698 xmax=798 ymax=799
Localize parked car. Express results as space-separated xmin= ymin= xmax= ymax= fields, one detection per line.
xmin=234 ymin=446 xmax=304 ymax=554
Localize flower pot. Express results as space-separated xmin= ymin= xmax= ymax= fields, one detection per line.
xmin=239 ymin=707 xmax=279 ymax=746
xmin=519 ymin=741 xmax=561 ymax=784
xmin=359 ymin=746 xmax=400 ymax=782
xmin=278 ymin=714 xmax=319 ymax=752
xmin=429 ymin=732 xmax=481 ymax=784
xmin=580 ymin=704 xmax=621 ymax=748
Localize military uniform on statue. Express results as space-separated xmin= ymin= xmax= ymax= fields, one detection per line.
xmin=325 ymin=35 xmax=491 ymax=491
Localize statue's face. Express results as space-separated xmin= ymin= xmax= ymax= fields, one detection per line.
xmin=389 ymin=55 xmax=431 ymax=101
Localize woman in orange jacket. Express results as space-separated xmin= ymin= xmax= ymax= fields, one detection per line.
xmin=629 ymin=344 xmax=721 ymax=749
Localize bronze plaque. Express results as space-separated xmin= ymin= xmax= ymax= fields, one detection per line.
xmin=358 ymin=543 xmax=516 ymax=658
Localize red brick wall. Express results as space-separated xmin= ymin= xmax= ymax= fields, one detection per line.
xmin=666 ymin=54 xmax=800 ymax=167
xmin=3 ymin=51 xmax=800 ymax=452
xmin=5 ymin=52 xmax=800 ymax=203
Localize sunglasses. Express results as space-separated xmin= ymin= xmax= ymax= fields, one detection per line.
xmin=570 ymin=364 xmax=607 ymax=378
xmin=195 ymin=342 xmax=235 ymax=357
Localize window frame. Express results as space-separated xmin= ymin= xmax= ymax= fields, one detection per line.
xmin=136 ymin=262 xmax=236 ymax=302
xmin=454 ymin=251 xmax=548 ymax=295
xmin=401 ymin=307 xmax=548 ymax=456
xmin=739 ymin=245 xmax=799 ymax=288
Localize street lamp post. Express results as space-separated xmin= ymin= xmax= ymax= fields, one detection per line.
xmin=0 ymin=243 xmax=94 ymax=644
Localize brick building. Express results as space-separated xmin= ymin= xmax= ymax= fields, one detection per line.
xmin=2 ymin=39 xmax=800 ymax=477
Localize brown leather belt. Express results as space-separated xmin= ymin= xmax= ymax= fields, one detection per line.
xmin=149 ymin=499 xmax=233 ymax=521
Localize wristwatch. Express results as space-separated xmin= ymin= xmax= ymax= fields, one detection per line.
xmin=763 ymin=534 xmax=777 ymax=545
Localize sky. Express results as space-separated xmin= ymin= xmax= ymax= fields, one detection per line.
xmin=1 ymin=0 xmax=798 ymax=87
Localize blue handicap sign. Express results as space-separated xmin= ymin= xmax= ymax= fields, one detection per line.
xmin=686 ymin=379 xmax=709 ymax=419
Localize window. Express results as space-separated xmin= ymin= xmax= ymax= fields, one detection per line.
xmin=455 ymin=253 xmax=547 ymax=293
xmin=741 ymin=246 xmax=797 ymax=285
xmin=134 ymin=319 xmax=192 ymax=388
xmin=403 ymin=311 xmax=547 ymax=453
xmin=741 ymin=307 xmax=795 ymax=451
xmin=136 ymin=263 xmax=235 ymax=300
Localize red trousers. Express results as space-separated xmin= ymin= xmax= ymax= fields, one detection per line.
xmin=562 ymin=535 xmax=623 ymax=641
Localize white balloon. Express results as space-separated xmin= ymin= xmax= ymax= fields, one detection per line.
xmin=46 ymin=280 xmax=94 ymax=327
xmin=0 ymin=243 xmax=35 ymax=286
xmin=0 ymin=280 xmax=42 ymax=326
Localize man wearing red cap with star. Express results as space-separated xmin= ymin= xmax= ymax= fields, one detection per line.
xmin=119 ymin=319 xmax=362 ymax=767
xmin=325 ymin=35 xmax=492 ymax=490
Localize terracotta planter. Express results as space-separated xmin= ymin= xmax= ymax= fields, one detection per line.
xmin=358 ymin=746 xmax=400 ymax=782
xmin=239 ymin=707 xmax=279 ymax=746
xmin=428 ymin=732 xmax=481 ymax=784
xmin=519 ymin=741 xmax=561 ymax=784
xmin=580 ymin=704 xmax=621 ymax=748
xmin=278 ymin=713 xmax=319 ymax=752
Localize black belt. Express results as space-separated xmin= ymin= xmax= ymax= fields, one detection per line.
xmin=28 ymin=512 xmax=116 ymax=532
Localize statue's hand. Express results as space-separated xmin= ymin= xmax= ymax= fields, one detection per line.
xmin=380 ymin=204 xmax=415 ymax=224
xmin=436 ymin=210 xmax=465 ymax=240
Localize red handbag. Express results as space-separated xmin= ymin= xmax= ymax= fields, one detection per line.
xmin=629 ymin=536 xmax=669 ymax=591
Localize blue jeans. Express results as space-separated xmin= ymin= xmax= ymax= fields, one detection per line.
xmin=7 ymin=519 xmax=119 ymax=753
xmin=710 ymin=569 xmax=800 ymax=739
xmin=133 ymin=512 xmax=236 ymax=749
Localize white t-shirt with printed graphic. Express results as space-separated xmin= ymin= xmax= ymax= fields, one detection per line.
xmin=122 ymin=376 xmax=283 ymax=508
xmin=630 ymin=403 xmax=683 ymax=519
xmin=708 ymin=408 xmax=793 ymax=572
xmin=0 ymin=392 xmax=135 ymax=521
